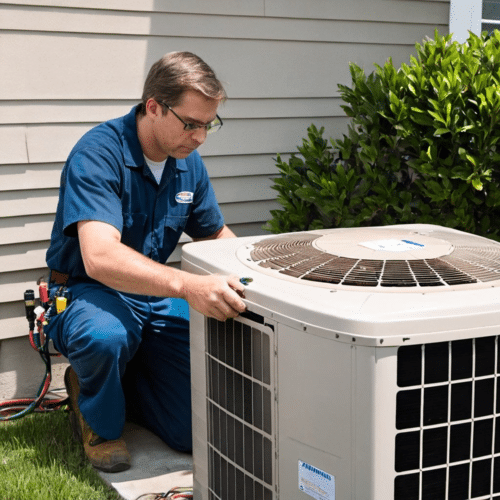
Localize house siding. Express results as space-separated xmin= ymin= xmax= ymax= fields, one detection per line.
xmin=0 ymin=0 xmax=449 ymax=344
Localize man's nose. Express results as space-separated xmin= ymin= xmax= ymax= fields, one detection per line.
xmin=192 ymin=126 xmax=208 ymax=145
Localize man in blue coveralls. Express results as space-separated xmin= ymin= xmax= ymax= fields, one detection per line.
xmin=45 ymin=52 xmax=246 ymax=472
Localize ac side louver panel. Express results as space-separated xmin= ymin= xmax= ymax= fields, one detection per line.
xmin=205 ymin=317 xmax=275 ymax=500
xmin=182 ymin=225 xmax=500 ymax=499
xmin=396 ymin=338 xmax=500 ymax=499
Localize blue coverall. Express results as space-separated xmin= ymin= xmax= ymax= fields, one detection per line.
xmin=45 ymin=105 xmax=225 ymax=451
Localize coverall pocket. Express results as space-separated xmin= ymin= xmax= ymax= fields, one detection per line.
xmin=163 ymin=215 xmax=188 ymax=257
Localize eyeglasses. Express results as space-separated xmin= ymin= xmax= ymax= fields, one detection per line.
xmin=159 ymin=102 xmax=223 ymax=134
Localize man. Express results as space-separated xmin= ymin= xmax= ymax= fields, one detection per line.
xmin=45 ymin=52 xmax=246 ymax=472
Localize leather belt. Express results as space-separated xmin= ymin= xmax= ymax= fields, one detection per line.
xmin=49 ymin=269 xmax=69 ymax=286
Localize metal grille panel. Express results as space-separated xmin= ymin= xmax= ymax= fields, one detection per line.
xmin=205 ymin=317 xmax=274 ymax=500
xmin=395 ymin=337 xmax=500 ymax=500
xmin=246 ymin=230 xmax=500 ymax=289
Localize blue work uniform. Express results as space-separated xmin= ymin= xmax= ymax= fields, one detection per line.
xmin=45 ymin=105 xmax=224 ymax=451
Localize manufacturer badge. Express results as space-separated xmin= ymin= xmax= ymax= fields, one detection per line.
xmin=175 ymin=191 xmax=194 ymax=204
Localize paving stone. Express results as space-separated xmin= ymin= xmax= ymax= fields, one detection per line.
xmin=97 ymin=421 xmax=193 ymax=500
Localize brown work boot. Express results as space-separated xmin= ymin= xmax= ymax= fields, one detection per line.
xmin=64 ymin=366 xmax=131 ymax=472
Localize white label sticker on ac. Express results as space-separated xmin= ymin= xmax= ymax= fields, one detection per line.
xmin=298 ymin=461 xmax=335 ymax=500
xmin=360 ymin=238 xmax=425 ymax=252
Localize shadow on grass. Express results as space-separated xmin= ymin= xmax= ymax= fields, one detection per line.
xmin=0 ymin=410 xmax=122 ymax=500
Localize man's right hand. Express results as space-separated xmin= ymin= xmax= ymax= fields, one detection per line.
xmin=181 ymin=273 xmax=247 ymax=322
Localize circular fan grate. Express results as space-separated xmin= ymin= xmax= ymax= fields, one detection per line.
xmin=238 ymin=228 xmax=500 ymax=290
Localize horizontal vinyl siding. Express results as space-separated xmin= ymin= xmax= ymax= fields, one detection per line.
xmin=1 ymin=34 xmax=445 ymax=101
xmin=0 ymin=0 xmax=448 ymax=21
xmin=0 ymin=1 xmax=450 ymax=339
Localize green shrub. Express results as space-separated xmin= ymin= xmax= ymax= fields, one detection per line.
xmin=266 ymin=30 xmax=500 ymax=240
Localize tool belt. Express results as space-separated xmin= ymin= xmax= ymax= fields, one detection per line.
xmin=49 ymin=270 xmax=69 ymax=286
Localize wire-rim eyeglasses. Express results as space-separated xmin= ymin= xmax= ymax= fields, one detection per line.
xmin=159 ymin=101 xmax=223 ymax=134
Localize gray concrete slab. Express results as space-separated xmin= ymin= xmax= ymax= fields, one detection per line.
xmin=98 ymin=422 xmax=193 ymax=500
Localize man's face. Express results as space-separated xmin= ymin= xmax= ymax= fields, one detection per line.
xmin=147 ymin=90 xmax=220 ymax=161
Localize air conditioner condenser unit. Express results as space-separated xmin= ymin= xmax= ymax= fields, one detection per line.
xmin=181 ymin=224 xmax=500 ymax=500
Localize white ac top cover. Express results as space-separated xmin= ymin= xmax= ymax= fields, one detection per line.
xmin=181 ymin=224 xmax=500 ymax=347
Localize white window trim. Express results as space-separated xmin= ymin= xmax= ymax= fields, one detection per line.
xmin=450 ymin=0 xmax=500 ymax=43
xmin=449 ymin=0 xmax=482 ymax=42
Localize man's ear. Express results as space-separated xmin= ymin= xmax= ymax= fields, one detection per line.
xmin=146 ymin=98 xmax=162 ymax=118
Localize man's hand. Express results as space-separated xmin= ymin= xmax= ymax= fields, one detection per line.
xmin=181 ymin=273 xmax=247 ymax=321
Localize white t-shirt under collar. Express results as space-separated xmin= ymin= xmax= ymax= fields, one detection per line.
xmin=143 ymin=155 xmax=166 ymax=184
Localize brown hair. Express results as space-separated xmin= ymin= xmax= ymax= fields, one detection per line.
xmin=138 ymin=51 xmax=226 ymax=115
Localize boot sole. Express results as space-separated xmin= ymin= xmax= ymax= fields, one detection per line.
xmin=93 ymin=461 xmax=131 ymax=473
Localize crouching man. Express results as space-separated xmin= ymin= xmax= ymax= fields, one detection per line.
xmin=45 ymin=52 xmax=246 ymax=472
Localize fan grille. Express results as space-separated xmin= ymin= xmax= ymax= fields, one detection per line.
xmin=241 ymin=228 xmax=500 ymax=290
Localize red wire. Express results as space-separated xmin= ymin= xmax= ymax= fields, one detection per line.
xmin=0 ymin=326 xmax=66 ymax=420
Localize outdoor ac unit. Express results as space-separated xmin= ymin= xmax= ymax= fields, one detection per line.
xmin=181 ymin=224 xmax=500 ymax=500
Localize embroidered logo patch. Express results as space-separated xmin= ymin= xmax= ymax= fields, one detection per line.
xmin=175 ymin=191 xmax=194 ymax=204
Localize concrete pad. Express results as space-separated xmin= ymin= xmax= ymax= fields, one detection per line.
xmin=98 ymin=421 xmax=193 ymax=500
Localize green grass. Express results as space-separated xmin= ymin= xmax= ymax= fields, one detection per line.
xmin=0 ymin=410 xmax=122 ymax=500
